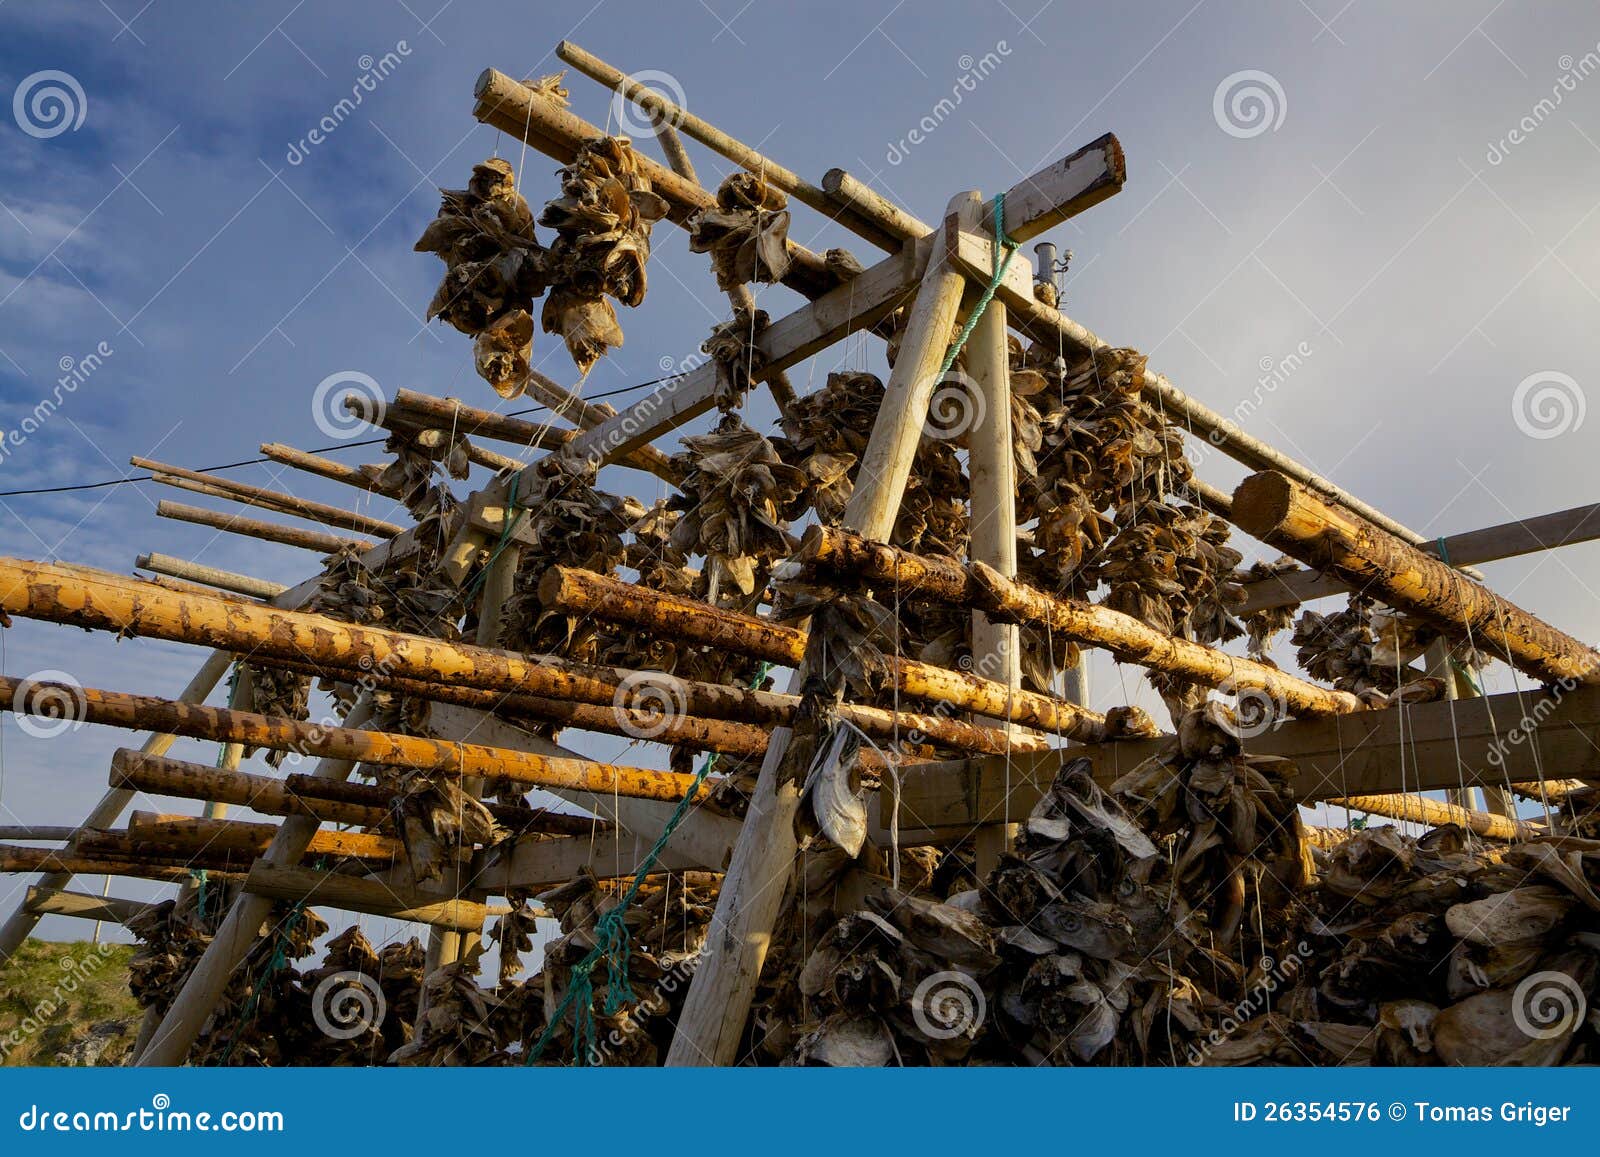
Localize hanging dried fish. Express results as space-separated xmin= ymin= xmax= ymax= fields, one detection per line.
xmin=686 ymin=172 xmax=793 ymax=290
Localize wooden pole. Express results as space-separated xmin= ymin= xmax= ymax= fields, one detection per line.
xmin=135 ymin=553 xmax=286 ymax=599
xmin=821 ymin=169 xmax=933 ymax=242
xmin=23 ymin=886 xmax=151 ymax=925
xmin=0 ymin=556 xmax=1051 ymax=756
xmin=241 ymin=863 xmax=494 ymax=932
xmin=1231 ymin=471 xmax=1600 ymax=686
xmin=964 ymin=286 xmax=1022 ymax=875
xmin=390 ymin=388 xmax=678 ymax=484
xmin=1326 ymin=792 xmax=1538 ymax=841
xmin=111 ymin=750 xmax=390 ymax=829
xmin=156 ymin=499 xmax=371 ymax=555
xmin=668 ymin=193 xmax=982 ymax=1067
xmin=0 ymin=847 xmax=239 ymax=884
xmin=132 ymin=456 xmax=404 ymax=538
xmin=257 ymin=442 xmax=406 ymax=500
xmin=1236 ymin=500 xmax=1600 ymax=612
xmin=555 ymin=40 xmax=906 ymax=252
xmin=538 ymin=566 xmax=1099 ymax=739
xmin=0 ymin=673 xmax=706 ymax=803
xmin=0 ymin=648 xmax=232 ymax=965
xmin=797 ymin=527 xmax=1363 ymax=718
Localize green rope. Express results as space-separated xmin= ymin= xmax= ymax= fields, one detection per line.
xmin=526 ymin=661 xmax=773 ymax=1065
xmin=464 ymin=472 xmax=526 ymax=606
xmin=212 ymin=857 xmax=328 ymax=1066
xmin=935 ymin=193 xmax=1020 ymax=380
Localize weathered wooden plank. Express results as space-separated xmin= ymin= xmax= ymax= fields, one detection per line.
xmin=880 ymin=683 xmax=1600 ymax=835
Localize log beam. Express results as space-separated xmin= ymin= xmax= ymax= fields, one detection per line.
xmin=135 ymin=553 xmax=286 ymax=600
xmin=0 ymin=673 xmax=706 ymax=803
xmin=797 ymin=527 xmax=1363 ymax=718
xmin=133 ymin=456 xmax=404 ymax=539
xmin=156 ymin=500 xmax=370 ymax=555
xmin=1230 ymin=471 xmax=1600 ymax=686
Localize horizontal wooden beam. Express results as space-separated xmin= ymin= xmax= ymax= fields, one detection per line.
xmin=24 ymin=886 xmax=153 ymax=925
xmin=1232 ymin=472 xmax=1600 ymax=685
xmin=1238 ymin=500 xmax=1600 ymax=612
xmin=469 ymin=829 xmax=715 ymax=892
xmin=135 ymin=552 xmax=286 ymax=600
xmin=242 ymin=862 xmax=496 ymax=931
xmin=879 ymin=683 xmax=1600 ymax=834
xmin=157 ymin=499 xmax=371 ymax=555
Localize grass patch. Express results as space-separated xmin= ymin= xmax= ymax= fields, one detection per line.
xmin=0 ymin=939 xmax=140 ymax=1066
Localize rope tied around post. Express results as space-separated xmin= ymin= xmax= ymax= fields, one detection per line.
xmin=936 ymin=192 xmax=1020 ymax=379
xmin=526 ymin=660 xmax=774 ymax=1065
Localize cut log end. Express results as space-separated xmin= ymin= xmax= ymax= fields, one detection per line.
xmin=1229 ymin=470 xmax=1297 ymax=538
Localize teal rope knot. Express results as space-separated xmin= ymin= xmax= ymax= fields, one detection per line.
xmin=526 ymin=661 xmax=772 ymax=1065
xmin=936 ymin=192 xmax=1020 ymax=379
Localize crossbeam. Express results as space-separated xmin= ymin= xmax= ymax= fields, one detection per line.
xmin=880 ymin=683 xmax=1600 ymax=835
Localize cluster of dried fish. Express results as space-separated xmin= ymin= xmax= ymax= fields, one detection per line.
xmin=418 ymin=127 xmax=666 ymax=388
xmin=1292 ymin=595 xmax=1483 ymax=701
xmin=669 ymin=414 xmax=806 ymax=608
xmin=416 ymin=156 xmax=545 ymax=395
xmin=1235 ymin=557 xmax=1300 ymax=660
xmin=1200 ymin=826 xmax=1600 ymax=1065
xmin=520 ymin=869 xmax=720 ymax=1066
xmin=311 ymin=544 xmax=463 ymax=640
xmin=537 ymin=137 xmax=668 ymax=374
xmin=687 ymin=173 xmax=792 ymax=291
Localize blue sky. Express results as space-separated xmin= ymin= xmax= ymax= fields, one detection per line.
xmin=1 ymin=0 xmax=1598 ymax=941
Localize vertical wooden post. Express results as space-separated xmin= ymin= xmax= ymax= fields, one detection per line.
xmin=964 ymin=288 xmax=1021 ymax=877
xmin=666 ymin=193 xmax=981 ymax=1066
xmin=136 ymin=696 xmax=376 ymax=1067
xmin=423 ymin=541 xmax=521 ymax=990
xmin=0 ymin=648 xmax=233 ymax=966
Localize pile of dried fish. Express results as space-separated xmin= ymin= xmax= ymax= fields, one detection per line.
xmin=521 ymin=869 xmax=720 ymax=1066
xmin=1292 ymin=595 xmax=1482 ymax=701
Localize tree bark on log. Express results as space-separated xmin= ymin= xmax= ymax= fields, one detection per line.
xmin=539 ymin=565 xmax=1102 ymax=739
xmin=796 ymin=527 xmax=1363 ymax=718
xmin=1231 ymin=471 xmax=1600 ymax=686
xmin=0 ymin=672 xmax=705 ymax=803
xmin=1327 ymin=793 xmax=1540 ymax=841
xmin=0 ymin=845 xmax=241 ymax=884
xmin=111 ymin=750 xmax=391 ymax=829
xmin=0 ymin=557 xmax=1043 ymax=757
